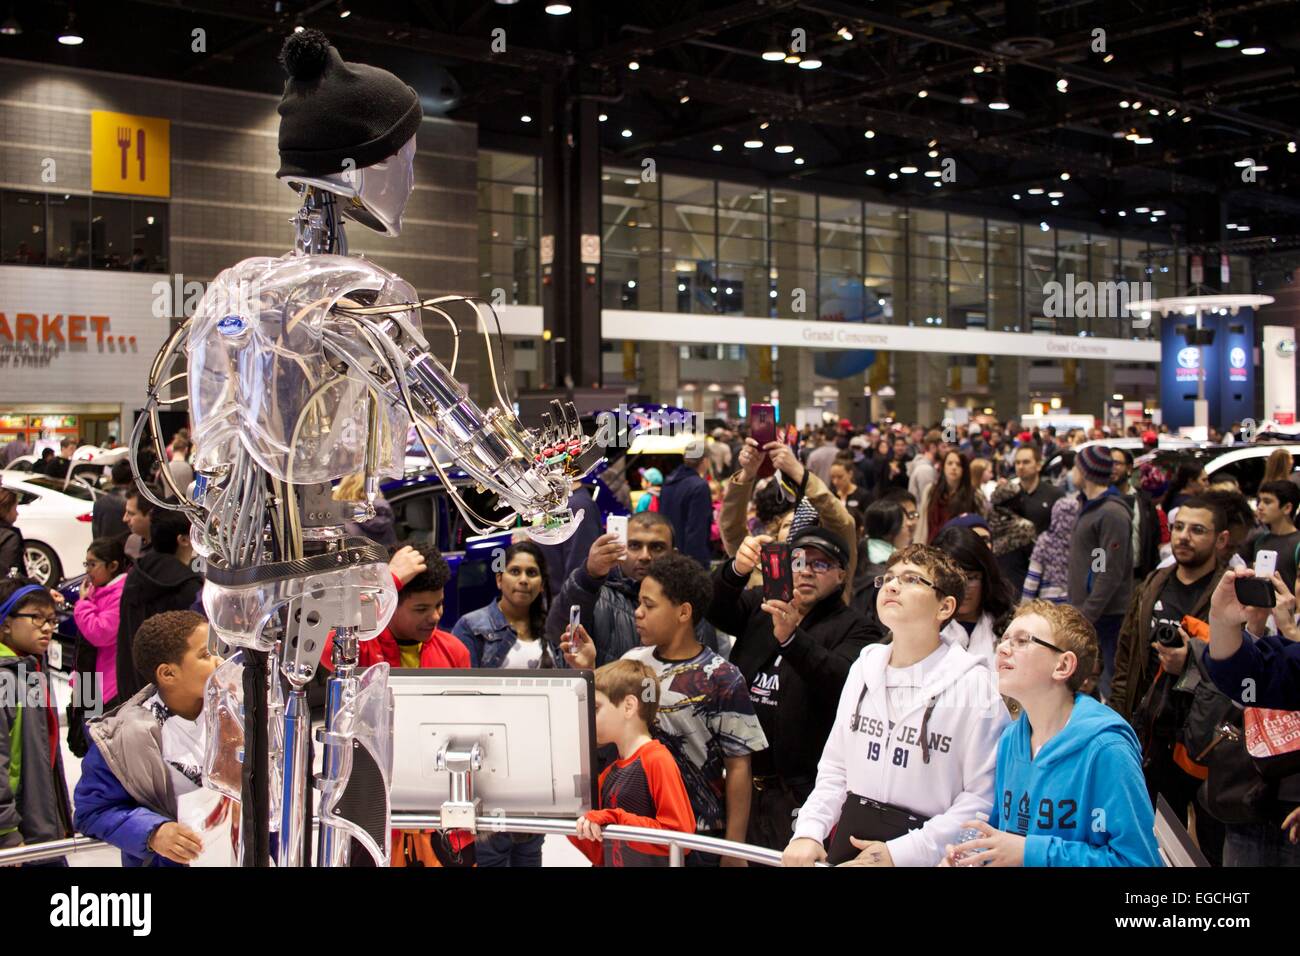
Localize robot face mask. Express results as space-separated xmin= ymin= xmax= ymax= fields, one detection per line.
xmin=284 ymin=134 xmax=417 ymax=237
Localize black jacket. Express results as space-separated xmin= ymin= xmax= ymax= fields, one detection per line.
xmin=0 ymin=648 xmax=73 ymax=847
xmin=659 ymin=465 xmax=713 ymax=567
xmin=708 ymin=561 xmax=881 ymax=783
xmin=113 ymin=552 xmax=204 ymax=702
xmin=0 ymin=517 xmax=23 ymax=580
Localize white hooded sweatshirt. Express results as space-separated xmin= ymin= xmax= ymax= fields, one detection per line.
xmin=941 ymin=611 xmax=999 ymax=669
xmin=793 ymin=639 xmax=1010 ymax=867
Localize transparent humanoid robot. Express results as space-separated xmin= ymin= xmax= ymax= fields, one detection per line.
xmin=131 ymin=39 xmax=599 ymax=867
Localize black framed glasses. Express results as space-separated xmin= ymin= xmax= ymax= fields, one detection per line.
xmin=997 ymin=632 xmax=1066 ymax=654
xmin=11 ymin=613 xmax=58 ymax=630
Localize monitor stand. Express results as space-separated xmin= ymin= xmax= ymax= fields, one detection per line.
xmin=436 ymin=738 xmax=483 ymax=832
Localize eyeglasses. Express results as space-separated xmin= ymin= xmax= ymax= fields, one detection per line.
xmin=83 ymin=559 xmax=103 ymax=569
xmin=792 ymin=549 xmax=837 ymax=574
xmin=997 ymin=632 xmax=1066 ymax=654
xmin=902 ymin=511 xmax=920 ymax=521
xmin=875 ymin=571 xmax=938 ymax=591
xmin=11 ymin=613 xmax=57 ymax=630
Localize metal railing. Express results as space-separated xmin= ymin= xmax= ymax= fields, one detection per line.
xmin=0 ymin=813 xmax=800 ymax=867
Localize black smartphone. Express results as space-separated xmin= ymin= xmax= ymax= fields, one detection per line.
xmin=750 ymin=403 xmax=777 ymax=479
xmin=1234 ymin=577 xmax=1277 ymax=608
xmin=760 ymin=541 xmax=794 ymax=602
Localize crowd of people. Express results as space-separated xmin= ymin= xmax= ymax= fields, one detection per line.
xmin=2 ymin=418 xmax=1299 ymax=870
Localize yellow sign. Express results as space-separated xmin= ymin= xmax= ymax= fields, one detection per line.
xmin=91 ymin=111 xmax=170 ymax=197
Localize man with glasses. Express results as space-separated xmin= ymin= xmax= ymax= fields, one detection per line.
xmin=1109 ymin=495 xmax=1229 ymax=864
xmin=709 ymin=526 xmax=879 ymax=851
xmin=943 ymin=601 xmax=1160 ymax=867
xmin=545 ymin=512 xmax=718 ymax=667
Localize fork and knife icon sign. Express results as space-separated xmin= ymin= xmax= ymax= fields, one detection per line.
xmin=116 ymin=126 xmax=146 ymax=180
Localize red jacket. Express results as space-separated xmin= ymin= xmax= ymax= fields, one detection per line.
xmin=319 ymin=573 xmax=470 ymax=671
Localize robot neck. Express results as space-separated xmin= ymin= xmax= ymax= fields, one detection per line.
xmin=293 ymin=185 xmax=349 ymax=256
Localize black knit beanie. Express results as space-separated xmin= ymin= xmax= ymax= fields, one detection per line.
xmin=276 ymin=29 xmax=423 ymax=179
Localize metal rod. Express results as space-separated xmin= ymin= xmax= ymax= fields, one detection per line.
xmin=277 ymin=685 xmax=311 ymax=868
xmin=316 ymin=627 xmax=358 ymax=868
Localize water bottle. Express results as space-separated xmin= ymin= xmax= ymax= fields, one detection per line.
xmin=953 ymin=811 xmax=990 ymax=865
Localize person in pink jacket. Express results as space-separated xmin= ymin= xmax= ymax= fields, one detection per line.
xmin=73 ymin=535 xmax=131 ymax=707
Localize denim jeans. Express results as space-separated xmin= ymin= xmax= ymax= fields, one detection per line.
xmin=1223 ymin=822 xmax=1300 ymax=866
xmin=475 ymin=832 xmax=543 ymax=867
xmin=1094 ymin=614 xmax=1124 ymax=701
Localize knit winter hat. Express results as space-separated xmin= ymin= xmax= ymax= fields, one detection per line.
xmin=1077 ymin=444 xmax=1114 ymax=485
xmin=276 ymin=29 xmax=423 ymax=179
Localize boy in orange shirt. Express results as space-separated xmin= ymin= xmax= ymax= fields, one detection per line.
xmin=572 ymin=659 xmax=695 ymax=866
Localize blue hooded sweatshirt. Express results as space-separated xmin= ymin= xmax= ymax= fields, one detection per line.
xmin=990 ymin=693 xmax=1161 ymax=867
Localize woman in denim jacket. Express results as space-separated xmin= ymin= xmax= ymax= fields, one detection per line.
xmin=452 ymin=540 xmax=565 ymax=865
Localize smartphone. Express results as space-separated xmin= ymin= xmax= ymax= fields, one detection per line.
xmin=1255 ymin=549 xmax=1278 ymax=580
xmin=750 ymin=403 xmax=777 ymax=479
xmin=568 ymin=604 xmax=582 ymax=635
xmin=606 ymin=514 xmax=629 ymax=548
xmin=1235 ymin=575 xmax=1277 ymax=608
xmin=760 ymin=541 xmax=794 ymax=602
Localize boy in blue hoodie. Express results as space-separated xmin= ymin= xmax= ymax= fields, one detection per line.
xmin=945 ymin=600 xmax=1161 ymax=867
xmin=75 ymin=610 xmax=219 ymax=867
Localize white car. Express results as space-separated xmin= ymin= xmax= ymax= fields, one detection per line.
xmin=1 ymin=470 xmax=97 ymax=586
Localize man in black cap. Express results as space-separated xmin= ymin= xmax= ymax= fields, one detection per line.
xmin=707 ymin=525 xmax=882 ymax=851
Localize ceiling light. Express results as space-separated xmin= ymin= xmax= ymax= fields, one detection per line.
xmin=888 ymin=172 xmax=899 ymax=180
xmin=1226 ymin=223 xmax=1238 ymax=229
xmin=627 ymin=280 xmax=636 ymax=289
xmin=628 ymin=60 xmax=639 ymax=70
xmin=1103 ymin=53 xmax=1115 ymax=63
xmin=679 ymin=94 xmax=690 ymax=104
xmin=0 ymin=10 xmax=21 ymax=35
xmin=58 ymin=11 xmax=84 ymax=44
xmin=928 ymin=149 xmax=938 ymax=158
xmin=1118 ymin=210 xmax=1126 ymax=217
xmin=1234 ymin=158 xmax=1254 ymax=167
xmin=744 ymin=138 xmax=763 ymax=148
xmin=1060 ymin=172 xmax=1070 ymax=181
xmin=623 ymin=178 xmax=638 ymax=185
xmin=1131 ymin=100 xmax=1143 ymax=109
xmin=988 ymin=84 xmax=1010 ymax=110
xmin=799 ymin=58 xmax=823 ymax=70
xmin=621 ymin=128 xmax=633 ymax=138
xmin=1150 ymin=216 xmax=1158 ymax=222
xmin=1119 ymin=99 xmax=1130 ymax=108
xmin=1056 ymin=77 xmax=1069 ymax=93
xmin=337 ymin=1 xmax=352 ymax=15
xmin=1216 ymin=35 xmax=1240 ymax=49
xmin=1152 ymin=209 xmax=1166 ymax=216
xmin=712 ymin=143 xmax=723 ymax=152
xmin=924 ymin=169 xmax=941 ymax=177
xmin=917 ymin=89 xmax=928 ymax=98
xmin=837 ymin=26 xmax=854 ymax=41
xmin=1040 ymin=221 xmax=1050 ymax=232
xmin=544 ymin=2 xmax=572 ymax=13
xmin=1027 ymin=187 xmax=1045 ymax=195
xmin=770 ymin=289 xmax=778 ymax=298
xmin=784 ymin=54 xmax=801 ymax=64
xmin=759 ymin=121 xmax=770 ymax=129
xmin=900 ymin=165 xmax=919 ymax=174
xmin=927 ymin=139 xmax=938 ymax=147
xmin=794 ymin=157 xmax=804 ymax=165
xmin=762 ymin=46 xmax=786 ymax=62
xmin=293 ymin=23 xmax=305 ymax=34
xmin=1134 ymin=135 xmax=1154 ymax=145
xmin=1051 ymin=199 xmax=1060 ymax=205
xmin=1125 ymin=130 xmax=1139 ymax=141
xmin=1251 ymin=164 xmax=1269 ymax=172
xmin=1166 ymin=108 xmax=1177 ymax=117
xmin=1182 ymin=115 xmax=1192 ymax=122
xmin=1012 ymin=193 xmax=1021 ymax=200
xmin=1148 ymin=108 xmax=1160 ymax=116
xmin=960 ymin=89 xmax=980 ymax=105
xmin=1290 ymin=141 xmax=1298 ymax=153
xmin=1135 ymin=206 xmax=1150 ymax=213
xmin=774 ymin=144 xmax=794 ymax=153
xmin=520 ymin=114 xmax=532 ymax=123
xmin=1048 ymin=191 xmax=1064 ymax=198
xmin=973 ymin=64 xmax=986 ymax=74
xmin=1238 ymin=225 xmax=1251 ymax=231
xmin=863 ymin=129 xmax=875 ymax=139
xmin=865 ymin=168 xmax=876 ymax=176
xmin=678 ymin=283 xmax=686 ymax=292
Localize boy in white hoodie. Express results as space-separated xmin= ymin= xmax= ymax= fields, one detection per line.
xmin=782 ymin=544 xmax=1010 ymax=866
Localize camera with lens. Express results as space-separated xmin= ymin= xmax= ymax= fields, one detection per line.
xmin=1152 ymin=622 xmax=1184 ymax=648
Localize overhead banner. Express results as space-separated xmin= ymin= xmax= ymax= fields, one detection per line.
xmin=1159 ymin=308 xmax=1254 ymax=430
xmin=1263 ymin=326 xmax=1297 ymax=426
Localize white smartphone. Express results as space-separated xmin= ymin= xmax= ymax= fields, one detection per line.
xmin=1255 ymin=549 xmax=1278 ymax=579
xmin=607 ymin=514 xmax=629 ymax=548
xmin=568 ymin=603 xmax=582 ymax=635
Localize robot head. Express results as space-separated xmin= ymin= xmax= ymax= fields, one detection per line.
xmin=275 ymin=29 xmax=422 ymax=237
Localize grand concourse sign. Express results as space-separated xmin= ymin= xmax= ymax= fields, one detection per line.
xmin=603 ymin=310 xmax=1162 ymax=362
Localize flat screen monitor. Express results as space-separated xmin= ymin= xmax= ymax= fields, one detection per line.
xmin=389 ymin=669 xmax=597 ymax=818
